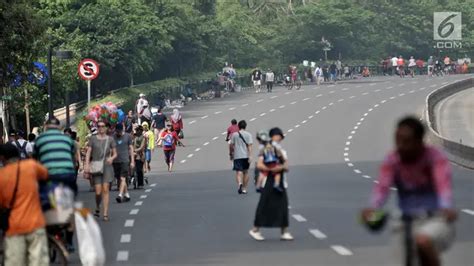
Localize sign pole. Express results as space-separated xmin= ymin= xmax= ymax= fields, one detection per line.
xmin=87 ymin=80 xmax=91 ymax=107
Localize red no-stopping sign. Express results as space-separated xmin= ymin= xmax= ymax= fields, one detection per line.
xmin=78 ymin=59 xmax=100 ymax=80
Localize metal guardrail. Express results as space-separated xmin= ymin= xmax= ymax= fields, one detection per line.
xmin=425 ymin=77 xmax=474 ymax=169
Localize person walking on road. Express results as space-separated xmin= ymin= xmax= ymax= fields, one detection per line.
xmin=125 ymin=110 xmax=137 ymax=134
xmin=249 ymin=127 xmax=292 ymax=241
xmin=265 ymin=69 xmax=275 ymax=93
xmin=226 ymin=119 xmax=239 ymax=143
xmin=314 ymin=66 xmax=322 ymax=85
xmin=133 ymin=125 xmax=146 ymax=188
xmin=136 ymin=93 xmax=151 ymax=125
xmin=113 ymin=124 xmax=135 ymax=202
xmin=142 ymin=122 xmax=154 ymax=173
xmin=152 ymin=106 xmax=167 ymax=141
xmin=170 ymin=109 xmax=183 ymax=140
xmin=391 ymin=55 xmax=399 ymax=76
xmin=158 ymin=123 xmax=183 ymax=172
xmin=329 ymin=62 xmax=337 ymax=83
xmin=361 ymin=117 xmax=457 ymax=266
xmin=229 ymin=120 xmax=253 ymax=194
xmin=252 ymin=68 xmax=262 ymax=93
xmin=84 ymin=121 xmax=117 ymax=221
xmin=0 ymin=143 xmax=50 ymax=266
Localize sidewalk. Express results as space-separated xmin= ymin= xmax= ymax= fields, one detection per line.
xmin=435 ymin=87 xmax=474 ymax=146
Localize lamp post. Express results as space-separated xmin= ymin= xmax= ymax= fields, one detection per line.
xmin=47 ymin=48 xmax=73 ymax=123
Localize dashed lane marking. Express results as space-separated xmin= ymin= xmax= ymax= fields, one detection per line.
xmin=145 ymin=189 xmax=152 ymax=193
xmin=135 ymin=201 xmax=143 ymax=206
xmin=315 ymin=111 xmax=320 ymax=114
xmin=292 ymin=214 xmax=307 ymax=222
xmin=229 ymin=107 xmax=236 ymax=110
xmin=150 ymin=183 xmax=157 ymax=187
xmin=214 ymin=111 xmax=222 ymax=114
xmin=187 ymin=154 xmax=194 ymax=158
xmin=338 ymin=99 xmax=344 ymax=102
xmin=374 ymin=89 xmax=381 ymax=92
xmin=120 ymin=234 xmax=131 ymax=243
xmin=256 ymin=99 xmax=264 ymax=103
xmin=354 ymin=169 xmax=361 ymax=174
xmin=308 ymin=115 xmax=314 ymax=119
xmin=290 ymin=101 xmax=297 ymax=105
xmin=346 ymin=141 xmax=351 ymax=145
xmin=140 ymin=195 xmax=147 ymax=199
xmin=331 ymin=245 xmax=353 ymax=256
xmin=124 ymin=219 xmax=134 ymax=227
xmin=349 ymin=96 xmax=356 ymax=99
xmin=117 ymin=251 xmax=129 ymax=261
xmin=242 ymin=103 xmax=249 ymax=107
xmin=221 ymin=132 xmax=227 ymax=135
xmin=195 ymin=148 xmax=201 ymax=152
xmin=362 ymin=92 xmax=369 ymax=95
xmin=250 ymin=117 xmax=257 ymax=122
xmin=260 ymin=113 xmax=266 ymax=117
xmin=212 ymin=136 xmax=219 ymax=140
xmin=295 ymin=124 xmax=300 ymax=128
xmin=288 ymin=129 xmax=294 ymax=132
xmin=329 ymin=102 xmax=334 ymax=106
xmin=316 ymin=94 xmax=323 ymax=97
xmin=322 ymin=106 xmax=327 ymax=110
xmin=309 ymin=229 xmax=327 ymax=239
xmin=461 ymin=209 xmax=474 ymax=216
xmin=189 ymin=120 xmax=196 ymax=125
xmin=285 ymin=91 xmax=292 ymax=95
xmin=303 ymin=97 xmax=310 ymax=101
xmin=342 ymin=88 xmax=349 ymax=91
xmin=302 ymin=120 xmax=307 ymax=124
xmin=130 ymin=209 xmax=139 ymax=215
xmin=279 ymin=105 xmax=286 ymax=109
xmin=203 ymin=142 xmax=210 ymax=146
xmin=347 ymin=163 xmax=354 ymax=167
xmin=329 ymin=90 xmax=335 ymax=94
xmin=180 ymin=159 xmax=186 ymax=164
xmin=270 ymin=109 xmax=276 ymax=112
xmin=373 ymin=180 xmax=379 ymax=184
xmin=363 ymin=175 xmax=371 ymax=179
xmin=201 ymin=115 xmax=208 ymax=119
xmin=271 ymin=95 xmax=278 ymax=99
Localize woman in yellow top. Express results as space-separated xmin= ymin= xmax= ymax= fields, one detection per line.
xmin=142 ymin=122 xmax=155 ymax=173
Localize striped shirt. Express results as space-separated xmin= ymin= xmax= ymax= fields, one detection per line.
xmin=34 ymin=129 xmax=75 ymax=178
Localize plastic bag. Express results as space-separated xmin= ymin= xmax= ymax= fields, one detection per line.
xmin=75 ymin=211 xmax=106 ymax=266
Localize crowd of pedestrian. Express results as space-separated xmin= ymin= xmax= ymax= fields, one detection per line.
xmin=381 ymin=55 xmax=470 ymax=78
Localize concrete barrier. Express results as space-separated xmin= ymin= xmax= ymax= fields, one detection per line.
xmin=425 ymin=77 xmax=474 ymax=169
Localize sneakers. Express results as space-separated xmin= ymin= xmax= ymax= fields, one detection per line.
xmin=280 ymin=232 xmax=294 ymax=241
xmin=249 ymin=230 xmax=264 ymax=241
xmin=238 ymin=184 xmax=243 ymax=194
xmin=123 ymin=196 xmax=131 ymax=202
xmin=241 ymin=189 xmax=248 ymax=194
xmin=116 ymin=195 xmax=123 ymax=203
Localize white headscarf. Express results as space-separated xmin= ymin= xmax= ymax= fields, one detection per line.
xmin=171 ymin=109 xmax=181 ymax=122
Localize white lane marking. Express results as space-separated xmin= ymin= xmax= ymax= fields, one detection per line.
xmin=221 ymin=132 xmax=227 ymax=135
xmin=180 ymin=159 xmax=186 ymax=164
xmin=331 ymin=245 xmax=353 ymax=256
xmin=368 ymin=108 xmax=373 ymax=112
xmin=201 ymin=115 xmax=208 ymax=119
xmin=342 ymin=88 xmax=349 ymax=91
xmin=279 ymin=105 xmax=286 ymax=109
xmin=360 ymin=117 xmax=365 ymax=121
xmin=203 ymin=142 xmax=210 ymax=146
xmin=430 ymin=84 xmax=437 ymax=88
xmin=271 ymin=95 xmax=278 ymax=99
xmin=189 ymin=120 xmax=196 ymax=125
xmin=356 ymin=85 xmax=362 ymax=88
xmin=229 ymin=107 xmax=236 ymax=110
xmin=399 ymin=93 xmax=405 ymax=96
xmin=375 ymin=89 xmax=381 ymax=92
xmin=140 ymin=195 xmax=147 ymax=199
xmin=329 ymin=90 xmax=335 ymax=94
xmin=354 ymin=169 xmax=361 ymax=174
xmin=329 ymin=85 xmax=336 ymax=88
xmin=344 ymin=147 xmax=349 ymax=151
xmin=351 ymin=131 xmax=356 ymax=134
xmin=442 ymin=81 xmax=449 ymax=85
xmin=260 ymin=113 xmax=266 ymax=117
xmin=295 ymin=124 xmax=300 ymax=128
xmin=412 ymin=81 xmax=418 ymax=84
xmin=356 ymin=122 xmax=361 ymax=125
xmin=346 ymin=141 xmax=351 ymax=145
xmin=290 ymin=101 xmax=297 ymax=105
xmin=250 ymin=117 xmax=257 ymax=122
xmin=390 ymin=187 xmax=398 ymax=191
xmin=187 ymin=154 xmax=194 ymax=158
xmin=344 ymin=158 xmax=350 ymax=162
xmin=348 ymin=136 xmax=353 ymax=140
xmin=338 ymin=99 xmax=344 ymax=102
xmin=409 ymin=90 xmax=415 ymax=93
xmin=398 ymin=83 xmax=405 ymax=87
xmin=390 ymin=96 xmax=396 ymax=100
xmin=214 ymin=111 xmax=222 ymax=114
xmin=195 ymin=148 xmax=201 ymax=152
xmin=363 ymin=175 xmax=371 ymax=179
xmin=135 ymin=201 xmax=143 ymax=206
xmin=373 ymin=180 xmax=379 ymax=184
xmin=419 ymin=87 xmax=426 ymax=90
xmin=256 ymin=99 xmax=264 ymax=103
xmin=269 ymin=109 xmax=276 ymax=112
xmin=242 ymin=103 xmax=249 ymax=107
xmin=288 ymin=129 xmax=294 ymax=132
xmin=344 ymin=152 xmax=349 ymax=156
xmin=124 ymin=219 xmax=135 ymax=227
xmin=349 ymin=95 xmax=356 ymax=99
xmin=347 ymin=163 xmax=354 ymax=167
xmin=370 ymin=83 xmax=376 ymax=86
xmin=117 ymin=251 xmax=129 ymax=261
xmin=302 ymin=120 xmax=307 ymax=124
xmin=362 ymin=92 xmax=369 ymax=95
xmin=212 ymin=136 xmax=219 ymax=140
xmin=354 ymin=126 xmax=358 ymax=130
xmin=303 ymin=97 xmax=310 ymax=101
xmin=381 ymin=100 xmax=387 ymax=104
xmin=292 ymin=214 xmax=307 ymax=222
xmin=130 ymin=209 xmax=139 ymax=215
xmin=150 ymin=183 xmax=157 ymax=187
xmin=461 ymin=209 xmax=474 ymax=216
xmin=315 ymin=110 xmax=321 ymax=114
xmin=120 ymin=234 xmax=131 ymax=243
xmin=322 ymin=106 xmax=327 ymax=110
xmin=363 ymin=113 xmax=368 ymax=116
xmin=145 ymin=189 xmax=152 ymax=193
xmin=316 ymin=94 xmax=323 ymax=97
xmin=308 ymin=115 xmax=314 ymax=119
xmin=374 ymin=104 xmax=379 ymax=108
xmin=285 ymin=91 xmax=292 ymax=95
xmin=329 ymin=102 xmax=334 ymax=106
xmin=387 ymin=86 xmax=393 ymax=89
xmin=309 ymin=229 xmax=327 ymax=239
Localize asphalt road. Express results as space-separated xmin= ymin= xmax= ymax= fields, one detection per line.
xmin=73 ymin=74 xmax=474 ymax=266
xmin=435 ymin=87 xmax=474 ymax=146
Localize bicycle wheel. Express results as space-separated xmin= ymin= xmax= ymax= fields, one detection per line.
xmin=48 ymin=235 xmax=68 ymax=266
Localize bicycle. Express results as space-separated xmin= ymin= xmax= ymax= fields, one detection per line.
xmin=47 ymin=224 xmax=69 ymax=266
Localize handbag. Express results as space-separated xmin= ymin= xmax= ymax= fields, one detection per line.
xmin=90 ymin=137 xmax=109 ymax=175
xmin=0 ymin=163 xmax=20 ymax=232
xmin=178 ymin=130 xmax=184 ymax=139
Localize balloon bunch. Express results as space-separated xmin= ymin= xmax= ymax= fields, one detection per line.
xmin=84 ymin=102 xmax=125 ymax=128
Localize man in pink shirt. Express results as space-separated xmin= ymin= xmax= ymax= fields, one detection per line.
xmin=226 ymin=119 xmax=239 ymax=143
xmin=362 ymin=117 xmax=457 ymax=266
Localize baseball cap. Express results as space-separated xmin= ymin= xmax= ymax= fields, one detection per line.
xmin=269 ymin=127 xmax=285 ymax=139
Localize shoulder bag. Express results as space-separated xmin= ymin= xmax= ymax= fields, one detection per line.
xmin=0 ymin=162 xmax=20 ymax=232
xmin=90 ymin=137 xmax=109 ymax=175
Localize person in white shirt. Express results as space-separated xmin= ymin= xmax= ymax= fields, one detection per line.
xmin=408 ymin=56 xmax=416 ymax=77
xmin=136 ymin=93 xmax=151 ymax=125
xmin=391 ymin=56 xmax=399 ymax=76
xmin=314 ymin=66 xmax=322 ymax=85
xmin=265 ymin=69 xmax=275 ymax=93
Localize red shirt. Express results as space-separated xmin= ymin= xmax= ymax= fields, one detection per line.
xmin=416 ymin=59 xmax=424 ymax=67
xmin=226 ymin=124 xmax=239 ymax=141
xmin=171 ymin=118 xmax=183 ymax=131
xmin=160 ymin=130 xmax=179 ymax=151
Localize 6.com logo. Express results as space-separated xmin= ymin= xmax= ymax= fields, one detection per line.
xmin=433 ymin=12 xmax=462 ymax=49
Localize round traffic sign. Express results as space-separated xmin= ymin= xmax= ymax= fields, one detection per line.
xmin=78 ymin=59 xmax=100 ymax=80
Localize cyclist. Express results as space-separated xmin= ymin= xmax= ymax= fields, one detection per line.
xmin=361 ymin=116 xmax=457 ymax=266
xmin=408 ymin=56 xmax=416 ymax=78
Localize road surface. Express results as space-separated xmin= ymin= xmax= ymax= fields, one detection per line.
xmin=73 ymin=74 xmax=474 ymax=266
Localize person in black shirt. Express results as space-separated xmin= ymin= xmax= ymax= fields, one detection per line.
xmin=152 ymin=107 xmax=167 ymax=140
xmin=125 ymin=110 xmax=136 ymax=134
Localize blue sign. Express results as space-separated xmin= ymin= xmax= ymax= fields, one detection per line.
xmin=28 ymin=62 xmax=48 ymax=86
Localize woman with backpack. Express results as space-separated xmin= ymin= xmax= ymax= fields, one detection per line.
xmin=157 ymin=124 xmax=184 ymax=172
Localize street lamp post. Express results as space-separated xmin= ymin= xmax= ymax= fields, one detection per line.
xmin=47 ymin=48 xmax=73 ymax=124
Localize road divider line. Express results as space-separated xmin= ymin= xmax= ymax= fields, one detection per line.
xmin=461 ymin=209 xmax=474 ymax=216
xmin=145 ymin=189 xmax=152 ymax=193
xmin=292 ymin=214 xmax=307 ymax=222
xmin=270 ymin=109 xmax=276 ymax=112
xmin=180 ymin=159 xmax=186 ymax=164
xmin=229 ymin=107 xmax=236 ymax=110
xmin=303 ymin=97 xmax=310 ymax=101
xmin=189 ymin=120 xmax=196 ymax=125
xmin=150 ymin=183 xmax=157 ymax=187
xmin=354 ymin=169 xmax=361 ymax=174
xmin=347 ymin=163 xmax=354 ymax=167
xmin=203 ymin=142 xmax=209 ymax=146
xmin=135 ymin=201 xmax=143 ymax=206
xmin=140 ymin=195 xmax=147 ymax=199
xmin=362 ymin=175 xmax=371 ymax=179
xmin=117 ymin=251 xmax=129 ymax=261
xmin=290 ymin=101 xmax=297 ymax=105
xmin=201 ymin=115 xmax=208 ymax=119
xmin=279 ymin=105 xmax=286 ymax=108
xmin=195 ymin=148 xmax=201 ymax=152
xmin=214 ymin=111 xmax=222 ymax=114
xmin=260 ymin=113 xmax=266 ymax=117
xmin=120 ymin=234 xmax=131 ymax=243
xmin=302 ymin=120 xmax=307 ymax=124
xmin=242 ymin=103 xmax=249 ymax=106
xmin=124 ymin=219 xmax=134 ymax=227
xmin=316 ymin=94 xmax=323 ymax=97
xmin=212 ymin=136 xmax=219 ymax=140
xmin=331 ymin=245 xmax=353 ymax=256
xmin=187 ymin=154 xmax=194 ymax=158
xmin=250 ymin=118 xmax=257 ymax=122
xmin=130 ymin=209 xmax=139 ymax=215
